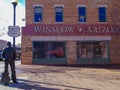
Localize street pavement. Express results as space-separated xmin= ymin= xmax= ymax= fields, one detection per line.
xmin=0 ymin=60 xmax=120 ymax=90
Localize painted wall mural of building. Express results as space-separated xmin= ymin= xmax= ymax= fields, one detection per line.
xmin=21 ymin=0 xmax=120 ymax=65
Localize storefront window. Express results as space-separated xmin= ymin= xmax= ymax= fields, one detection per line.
xmin=77 ymin=42 xmax=108 ymax=58
xmin=33 ymin=42 xmax=65 ymax=58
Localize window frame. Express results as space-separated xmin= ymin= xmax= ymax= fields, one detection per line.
xmin=33 ymin=5 xmax=43 ymax=23
xmin=78 ymin=6 xmax=86 ymax=23
xmin=98 ymin=6 xmax=107 ymax=22
xmin=55 ymin=6 xmax=64 ymax=23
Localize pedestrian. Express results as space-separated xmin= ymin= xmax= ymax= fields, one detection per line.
xmin=2 ymin=41 xmax=18 ymax=84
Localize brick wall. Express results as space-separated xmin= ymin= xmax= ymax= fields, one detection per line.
xmin=21 ymin=35 xmax=32 ymax=64
xmin=22 ymin=0 xmax=120 ymax=64
xmin=67 ymin=41 xmax=77 ymax=64
xmin=110 ymin=35 xmax=120 ymax=64
xmin=26 ymin=0 xmax=120 ymax=24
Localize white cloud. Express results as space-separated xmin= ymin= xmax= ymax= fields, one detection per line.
xmin=0 ymin=0 xmax=25 ymax=44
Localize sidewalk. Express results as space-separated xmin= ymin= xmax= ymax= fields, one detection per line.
xmin=1 ymin=61 xmax=120 ymax=90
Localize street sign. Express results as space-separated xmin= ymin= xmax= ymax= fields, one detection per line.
xmin=8 ymin=26 xmax=20 ymax=37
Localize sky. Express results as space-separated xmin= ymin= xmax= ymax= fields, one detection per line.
xmin=0 ymin=0 xmax=25 ymax=44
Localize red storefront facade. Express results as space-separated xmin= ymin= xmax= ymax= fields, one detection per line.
xmin=21 ymin=0 xmax=120 ymax=65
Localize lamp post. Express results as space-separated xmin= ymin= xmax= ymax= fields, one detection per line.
xmin=11 ymin=0 xmax=18 ymax=49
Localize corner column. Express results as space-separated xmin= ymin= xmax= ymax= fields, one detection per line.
xmin=67 ymin=41 xmax=77 ymax=65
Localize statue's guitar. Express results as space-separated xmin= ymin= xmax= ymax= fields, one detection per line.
xmin=1 ymin=72 xmax=10 ymax=85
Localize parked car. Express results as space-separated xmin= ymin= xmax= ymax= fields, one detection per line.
xmin=46 ymin=47 xmax=64 ymax=58
xmin=15 ymin=47 xmax=21 ymax=60
xmin=0 ymin=50 xmax=3 ymax=61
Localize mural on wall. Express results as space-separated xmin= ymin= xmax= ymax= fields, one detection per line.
xmin=77 ymin=41 xmax=108 ymax=58
xmin=33 ymin=42 xmax=65 ymax=58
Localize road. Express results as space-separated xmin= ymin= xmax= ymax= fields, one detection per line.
xmin=0 ymin=60 xmax=120 ymax=90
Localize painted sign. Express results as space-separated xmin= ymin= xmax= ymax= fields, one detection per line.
xmin=22 ymin=24 xmax=120 ymax=35
xmin=34 ymin=25 xmax=75 ymax=33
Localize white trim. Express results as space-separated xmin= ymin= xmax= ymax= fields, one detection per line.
xmin=33 ymin=4 xmax=44 ymax=8
xmin=54 ymin=22 xmax=64 ymax=24
xmin=97 ymin=5 xmax=107 ymax=8
xmin=33 ymin=22 xmax=44 ymax=24
xmin=97 ymin=22 xmax=108 ymax=24
xmin=77 ymin=5 xmax=87 ymax=8
xmin=54 ymin=5 xmax=64 ymax=8
xmin=78 ymin=22 xmax=88 ymax=24
xmin=31 ymin=36 xmax=111 ymax=41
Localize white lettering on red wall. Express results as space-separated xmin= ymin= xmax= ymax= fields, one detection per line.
xmin=22 ymin=24 xmax=120 ymax=35
xmin=86 ymin=25 xmax=120 ymax=34
xmin=34 ymin=25 xmax=75 ymax=33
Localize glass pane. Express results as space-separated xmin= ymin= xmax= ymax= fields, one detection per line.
xmin=99 ymin=15 xmax=106 ymax=22
xmin=33 ymin=42 xmax=65 ymax=58
xmin=55 ymin=7 xmax=63 ymax=12
xmin=56 ymin=14 xmax=63 ymax=22
xmin=34 ymin=7 xmax=42 ymax=13
xmin=79 ymin=16 xmax=86 ymax=22
xmin=34 ymin=13 xmax=42 ymax=22
xmin=79 ymin=7 xmax=86 ymax=14
xmin=99 ymin=7 xmax=105 ymax=14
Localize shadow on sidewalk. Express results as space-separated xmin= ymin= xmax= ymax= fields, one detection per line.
xmin=16 ymin=63 xmax=120 ymax=73
xmin=18 ymin=79 xmax=94 ymax=90
xmin=0 ymin=79 xmax=59 ymax=90
xmin=1 ymin=79 xmax=93 ymax=90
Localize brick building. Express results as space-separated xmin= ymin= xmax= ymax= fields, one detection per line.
xmin=22 ymin=0 xmax=120 ymax=65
